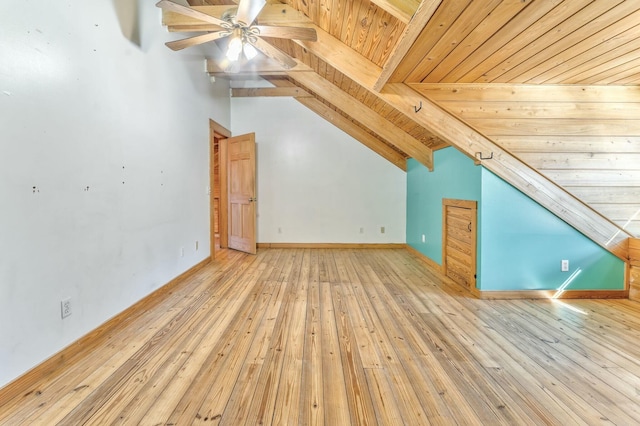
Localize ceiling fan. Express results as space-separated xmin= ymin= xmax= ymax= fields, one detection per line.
xmin=156 ymin=0 xmax=317 ymax=69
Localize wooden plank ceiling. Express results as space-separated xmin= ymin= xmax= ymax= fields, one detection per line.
xmin=171 ymin=0 xmax=640 ymax=255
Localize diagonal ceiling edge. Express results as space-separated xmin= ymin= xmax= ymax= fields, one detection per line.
xmin=380 ymin=83 xmax=632 ymax=260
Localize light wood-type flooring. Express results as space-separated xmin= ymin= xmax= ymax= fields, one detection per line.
xmin=2 ymin=248 xmax=640 ymax=425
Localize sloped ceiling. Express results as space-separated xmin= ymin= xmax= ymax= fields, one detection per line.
xmin=169 ymin=0 xmax=640 ymax=258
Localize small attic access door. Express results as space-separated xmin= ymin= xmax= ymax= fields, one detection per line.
xmin=443 ymin=199 xmax=477 ymax=290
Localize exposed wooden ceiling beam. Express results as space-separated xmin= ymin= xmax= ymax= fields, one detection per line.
xmin=288 ymin=72 xmax=433 ymax=170
xmin=409 ymin=83 xmax=640 ymax=102
xmin=380 ymin=83 xmax=631 ymax=260
xmin=293 ymin=25 xmax=382 ymax=91
xmin=264 ymin=77 xmax=408 ymax=170
xmin=374 ymin=0 xmax=442 ymax=91
xmin=206 ymin=57 xmax=312 ymax=77
xmin=296 ymin=97 xmax=407 ymax=170
xmin=281 ymin=28 xmax=443 ymax=156
xmin=369 ymin=0 xmax=420 ymax=24
xmin=224 ymin=73 xmax=411 ymax=169
xmin=231 ymin=87 xmax=312 ymax=97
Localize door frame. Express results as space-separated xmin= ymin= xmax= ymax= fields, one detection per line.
xmin=209 ymin=119 xmax=231 ymax=259
xmin=442 ymin=198 xmax=478 ymax=291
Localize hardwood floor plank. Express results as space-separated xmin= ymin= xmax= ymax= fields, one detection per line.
xmin=2 ymin=248 xmax=640 ymax=424
xmin=271 ymin=250 xmax=309 ymax=425
xmin=439 ymin=302 xmax=605 ymax=424
xmin=160 ymin=250 xmax=284 ymax=424
xmin=99 ymin=254 xmax=276 ymax=424
xmin=501 ymin=302 xmax=640 ymax=412
xmin=215 ymin=255 xmax=296 ymax=426
xmin=377 ymin=249 xmax=591 ymax=424
xmin=319 ymin=281 xmax=351 ymax=425
xmin=511 ymin=300 xmax=640 ymax=371
xmin=242 ymin=250 xmax=306 ymax=425
xmin=330 ymin=280 xmax=378 ymax=425
xmin=299 ymin=251 xmax=324 ymax=426
xmin=334 ymin=251 xmax=383 ymax=369
xmin=109 ymin=257 xmax=259 ymax=423
xmin=57 ymin=285 xmax=231 ymax=424
xmin=391 ymin=250 xmax=607 ymax=424
xmin=129 ymin=252 xmax=275 ymax=425
xmin=350 ymin=252 xmax=460 ymax=424
xmin=364 ymin=367 xmax=405 ymax=426
xmin=360 ymin=252 xmax=487 ymax=425
xmin=348 ymin=269 xmax=433 ymax=425
xmin=217 ymin=275 xmax=286 ymax=426
xmin=478 ymin=305 xmax=640 ymax=425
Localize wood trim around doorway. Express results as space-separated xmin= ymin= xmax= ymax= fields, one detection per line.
xmin=209 ymin=119 xmax=231 ymax=259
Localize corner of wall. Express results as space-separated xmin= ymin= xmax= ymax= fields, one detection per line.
xmin=406 ymin=147 xmax=481 ymax=265
xmin=405 ymin=147 xmax=625 ymax=293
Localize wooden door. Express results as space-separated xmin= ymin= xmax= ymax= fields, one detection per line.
xmin=443 ymin=199 xmax=477 ymax=290
xmin=227 ymin=133 xmax=257 ymax=254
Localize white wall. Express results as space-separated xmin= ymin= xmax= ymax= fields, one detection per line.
xmin=231 ymin=96 xmax=406 ymax=243
xmin=0 ymin=0 xmax=230 ymax=387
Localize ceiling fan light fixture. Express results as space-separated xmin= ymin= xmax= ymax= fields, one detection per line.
xmin=226 ymin=34 xmax=243 ymax=61
xmin=221 ymin=7 xmax=238 ymax=25
xmin=243 ymin=42 xmax=258 ymax=60
xmin=157 ymin=0 xmax=314 ymax=70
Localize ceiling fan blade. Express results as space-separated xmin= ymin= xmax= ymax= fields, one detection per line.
xmin=165 ymin=31 xmax=230 ymax=51
xmin=236 ymin=0 xmax=267 ymax=26
xmin=254 ymin=25 xmax=317 ymax=41
xmin=156 ymin=0 xmax=226 ymax=28
xmin=251 ymin=38 xmax=297 ymax=70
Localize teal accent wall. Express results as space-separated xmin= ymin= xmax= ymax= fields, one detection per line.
xmin=406 ymin=149 xmax=481 ymax=264
xmin=479 ymin=169 xmax=624 ymax=291
xmin=406 ymin=147 xmax=625 ymax=291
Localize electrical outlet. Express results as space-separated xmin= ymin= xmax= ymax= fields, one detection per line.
xmin=360 ymin=227 xmax=364 ymax=234
xmin=422 ymin=234 xmax=426 ymax=243
xmin=195 ymin=241 xmax=199 ymax=251
xmin=61 ymin=298 xmax=72 ymax=319
xmin=380 ymin=226 xmax=385 ymax=234
xmin=561 ymin=259 xmax=569 ymax=272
